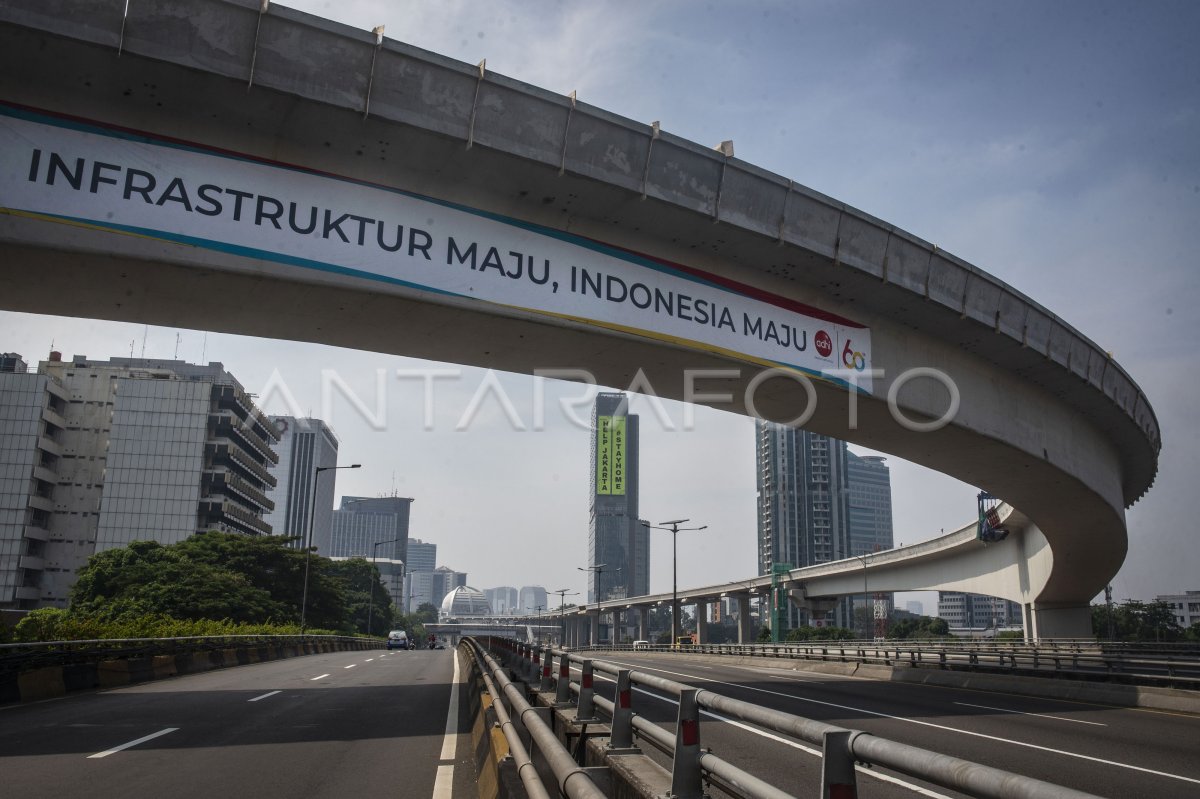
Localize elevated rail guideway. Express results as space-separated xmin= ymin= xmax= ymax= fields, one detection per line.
xmin=0 ymin=1 xmax=1159 ymax=638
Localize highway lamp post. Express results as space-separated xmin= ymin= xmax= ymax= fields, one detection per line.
xmin=641 ymin=519 xmax=706 ymax=646
xmin=853 ymin=554 xmax=869 ymax=639
xmin=552 ymin=588 xmax=578 ymax=647
xmin=367 ymin=536 xmax=401 ymax=638
xmin=300 ymin=463 xmax=360 ymax=631
xmin=578 ymin=564 xmax=620 ymax=643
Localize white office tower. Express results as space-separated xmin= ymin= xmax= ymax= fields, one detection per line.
xmin=0 ymin=352 xmax=279 ymax=609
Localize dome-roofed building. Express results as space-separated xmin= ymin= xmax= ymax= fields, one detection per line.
xmin=440 ymin=586 xmax=491 ymax=619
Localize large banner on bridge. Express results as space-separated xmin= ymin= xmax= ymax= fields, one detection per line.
xmin=0 ymin=105 xmax=873 ymax=391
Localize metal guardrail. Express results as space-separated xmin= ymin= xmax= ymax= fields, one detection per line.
xmin=0 ymin=634 xmax=381 ymax=674
xmin=568 ymin=640 xmax=1200 ymax=690
xmin=478 ymin=637 xmax=1108 ymax=799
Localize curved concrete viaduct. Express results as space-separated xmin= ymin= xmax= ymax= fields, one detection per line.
xmin=0 ymin=1 xmax=1159 ymax=637
xmin=562 ymin=504 xmax=1057 ymax=644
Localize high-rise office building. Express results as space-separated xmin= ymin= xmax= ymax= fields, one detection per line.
xmin=329 ymin=496 xmax=413 ymax=611
xmin=406 ymin=539 xmax=436 ymax=573
xmin=484 ymin=586 xmax=519 ymax=614
xmin=847 ymin=454 xmax=893 ymax=556
xmin=518 ymin=585 xmax=548 ymax=614
xmin=847 ymin=452 xmax=895 ymax=625
xmin=0 ymin=352 xmax=278 ymax=609
xmin=431 ymin=566 xmax=467 ymax=609
xmin=937 ymin=591 xmax=1021 ymax=630
xmin=264 ymin=416 xmax=339 ymax=552
xmin=755 ymin=421 xmax=852 ymax=628
xmin=587 ymin=393 xmax=647 ymax=603
xmin=404 ymin=538 xmax=437 ymax=612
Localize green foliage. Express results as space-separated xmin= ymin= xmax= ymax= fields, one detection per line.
xmin=888 ymin=616 xmax=950 ymax=640
xmin=11 ymin=607 xmax=338 ymax=643
xmin=756 ymin=625 xmax=772 ymax=643
xmin=783 ymin=625 xmax=856 ymax=641
xmin=1092 ymin=599 xmax=1183 ymax=641
xmin=412 ymin=602 xmax=440 ymax=625
xmin=68 ymin=531 xmax=379 ymax=634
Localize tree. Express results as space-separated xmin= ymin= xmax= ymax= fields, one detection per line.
xmin=325 ymin=557 xmax=393 ymax=635
xmin=412 ymin=602 xmax=440 ymax=624
xmin=1091 ymin=599 xmax=1182 ymax=641
xmin=69 ymin=533 xmax=362 ymax=631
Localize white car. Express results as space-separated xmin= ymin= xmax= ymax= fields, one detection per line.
xmin=632 ymin=640 xmax=650 ymax=650
xmin=386 ymin=630 xmax=409 ymax=650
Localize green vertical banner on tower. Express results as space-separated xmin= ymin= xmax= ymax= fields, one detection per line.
xmin=596 ymin=416 xmax=612 ymax=494
xmin=611 ymin=417 xmax=626 ymax=495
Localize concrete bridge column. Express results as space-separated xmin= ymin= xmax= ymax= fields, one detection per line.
xmin=611 ymin=609 xmax=623 ymax=644
xmin=1030 ymin=603 xmax=1092 ymax=640
xmin=736 ymin=593 xmax=752 ymax=644
xmin=695 ymin=600 xmax=710 ymax=644
xmin=638 ymin=606 xmax=650 ymax=641
xmin=590 ymin=610 xmax=600 ymax=646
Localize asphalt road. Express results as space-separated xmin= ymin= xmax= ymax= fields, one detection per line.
xmin=0 ymin=647 xmax=474 ymax=799
xmin=583 ymin=653 xmax=1200 ymax=799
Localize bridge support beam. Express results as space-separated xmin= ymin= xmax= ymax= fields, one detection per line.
xmin=695 ymin=600 xmax=710 ymax=644
xmin=611 ymin=609 xmax=623 ymax=645
xmin=638 ymin=607 xmax=650 ymax=642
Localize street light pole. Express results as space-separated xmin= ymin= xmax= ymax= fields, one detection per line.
xmin=552 ymin=588 xmax=578 ymax=647
xmin=368 ymin=536 xmax=401 ymax=637
xmin=641 ymin=519 xmax=706 ymax=646
xmin=853 ymin=554 xmax=869 ymax=639
xmin=300 ymin=463 xmax=361 ymax=631
xmin=578 ymin=564 xmax=620 ymax=644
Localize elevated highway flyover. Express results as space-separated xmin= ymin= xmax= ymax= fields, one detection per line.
xmin=0 ymin=0 xmax=1160 ymax=637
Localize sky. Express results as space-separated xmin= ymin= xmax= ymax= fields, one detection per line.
xmin=3 ymin=0 xmax=1198 ymax=612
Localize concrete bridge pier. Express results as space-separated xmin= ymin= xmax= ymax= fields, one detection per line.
xmin=735 ymin=594 xmax=753 ymax=643
xmin=695 ymin=600 xmax=711 ymax=644
xmin=637 ymin=607 xmax=650 ymax=642
xmin=1028 ymin=603 xmax=1094 ymax=640
xmin=611 ymin=609 xmax=623 ymax=645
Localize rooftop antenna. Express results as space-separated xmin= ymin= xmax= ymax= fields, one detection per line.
xmin=174 ymin=332 xmax=181 ymax=360
xmin=140 ymin=325 xmax=148 ymax=359
xmin=129 ymin=339 xmax=135 ymax=358
xmin=200 ymin=331 xmax=207 ymax=364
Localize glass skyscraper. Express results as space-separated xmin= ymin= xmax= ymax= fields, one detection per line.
xmin=329 ymin=496 xmax=413 ymax=610
xmin=587 ymin=393 xmax=647 ymax=604
xmin=756 ymin=422 xmax=896 ymax=632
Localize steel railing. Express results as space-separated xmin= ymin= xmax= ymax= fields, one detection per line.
xmin=568 ymin=639 xmax=1200 ymax=689
xmin=481 ymin=637 xmax=1107 ymax=799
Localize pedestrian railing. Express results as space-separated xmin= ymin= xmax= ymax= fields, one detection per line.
xmin=476 ymin=637 xmax=1107 ymax=799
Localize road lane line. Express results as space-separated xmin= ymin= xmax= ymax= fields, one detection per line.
xmin=87 ymin=727 xmax=178 ymax=759
xmin=606 ymin=660 xmax=1200 ymax=787
xmin=365 ymin=658 xmax=376 ymax=662
xmin=432 ymin=649 xmax=463 ymax=799
xmin=955 ymin=701 xmax=1107 ymax=726
xmin=310 ymin=674 xmax=330 ymax=681
xmin=248 ymin=691 xmax=281 ymax=702
xmin=344 ymin=664 xmax=357 ymax=669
